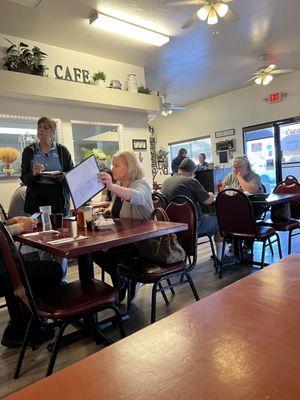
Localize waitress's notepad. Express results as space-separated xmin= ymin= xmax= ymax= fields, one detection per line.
xmin=65 ymin=156 xmax=105 ymax=210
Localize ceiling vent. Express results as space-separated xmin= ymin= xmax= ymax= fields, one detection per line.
xmin=8 ymin=0 xmax=42 ymax=7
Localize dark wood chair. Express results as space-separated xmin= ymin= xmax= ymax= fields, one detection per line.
xmin=152 ymin=191 xmax=168 ymax=209
xmin=216 ymin=189 xmax=282 ymax=278
xmin=118 ymin=196 xmax=200 ymax=323
xmin=0 ymin=203 xmax=7 ymax=222
xmin=257 ymin=177 xmax=300 ymax=254
xmin=0 ymin=222 xmax=125 ymax=378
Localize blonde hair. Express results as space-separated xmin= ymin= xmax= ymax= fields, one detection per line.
xmin=37 ymin=117 xmax=56 ymax=138
xmin=233 ymin=155 xmax=252 ymax=171
xmin=112 ymin=150 xmax=144 ymax=181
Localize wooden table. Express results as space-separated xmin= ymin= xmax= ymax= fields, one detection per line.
xmin=5 ymin=254 xmax=300 ymax=400
xmin=16 ymin=219 xmax=188 ymax=281
xmin=250 ymin=192 xmax=300 ymax=206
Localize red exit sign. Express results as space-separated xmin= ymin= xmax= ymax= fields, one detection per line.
xmin=264 ymin=92 xmax=287 ymax=104
xmin=269 ymin=92 xmax=282 ymax=103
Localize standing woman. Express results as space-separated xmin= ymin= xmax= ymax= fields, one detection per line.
xmin=171 ymin=147 xmax=188 ymax=175
xmin=21 ymin=117 xmax=74 ymax=215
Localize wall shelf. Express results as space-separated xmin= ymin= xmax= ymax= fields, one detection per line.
xmin=0 ymin=70 xmax=161 ymax=113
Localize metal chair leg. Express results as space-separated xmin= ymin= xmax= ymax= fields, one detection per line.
xmin=126 ymin=278 xmax=132 ymax=314
xmin=166 ymin=278 xmax=175 ymax=295
xmin=46 ymin=322 xmax=67 ymax=377
xmin=14 ymin=317 xmax=34 ymax=379
xmin=110 ymin=304 xmax=126 ymax=339
xmin=151 ymin=283 xmax=158 ymax=324
xmin=268 ymin=238 xmax=274 ymax=256
xmin=219 ymin=240 xmax=226 ymax=279
xmin=288 ymin=230 xmax=292 ymax=255
xmin=158 ymin=282 xmax=169 ymax=305
xmin=101 ymin=269 xmax=105 ymax=282
xmin=276 ymin=233 xmax=282 ymax=259
xmin=208 ymin=236 xmax=217 ymax=271
xmin=261 ymin=241 xmax=266 ymax=269
xmin=184 ymin=272 xmax=200 ymax=301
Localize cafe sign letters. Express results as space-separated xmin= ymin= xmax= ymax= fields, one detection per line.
xmin=54 ymin=64 xmax=91 ymax=84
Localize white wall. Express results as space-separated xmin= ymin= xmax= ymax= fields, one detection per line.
xmin=152 ymin=70 xmax=300 ymax=181
xmin=0 ymin=97 xmax=151 ymax=208
xmin=0 ymin=34 xmax=152 ymax=209
xmin=0 ymin=33 xmax=145 ymax=87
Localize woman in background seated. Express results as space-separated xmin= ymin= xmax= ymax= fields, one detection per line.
xmin=94 ymin=151 xmax=153 ymax=301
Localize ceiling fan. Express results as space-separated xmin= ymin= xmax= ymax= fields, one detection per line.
xmin=246 ymin=56 xmax=296 ymax=86
xmin=166 ymin=0 xmax=239 ymax=28
xmin=161 ymin=95 xmax=187 ymax=116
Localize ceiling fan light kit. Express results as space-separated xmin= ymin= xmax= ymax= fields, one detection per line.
xmin=196 ymin=2 xmax=229 ymax=25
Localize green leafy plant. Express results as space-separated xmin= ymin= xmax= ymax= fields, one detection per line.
xmin=80 ymin=147 xmax=110 ymax=162
xmin=2 ymin=38 xmax=48 ymax=76
xmin=137 ymin=85 xmax=151 ymax=94
xmin=92 ymin=71 xmax=106 ymax=82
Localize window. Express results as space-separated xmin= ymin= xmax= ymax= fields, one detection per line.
xmin=71 ymin=122 xmax=120 ymax=166
xmin=0 ymin=116 xmax=37 ymax=177
xmin=168 ymin=136 xmax=212 ymax=169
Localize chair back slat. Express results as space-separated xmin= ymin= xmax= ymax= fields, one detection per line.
xmin=0 ymin=222 xmax=40 ymax=320
xmin=0 ymin=203 xmax=7 ymax=222
xmin=216 ymin=189 xmax=256 ymax=238
xmin=274 ymin=178 xmax=300 ymax=218
xmin=152 ymin=192 xmax=168 ymax=210
xmin=165 ymin=195 xmax=197 ymax=258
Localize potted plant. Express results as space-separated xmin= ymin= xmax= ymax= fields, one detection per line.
xmin=92 ymin=71 xmax=107 ymax=87
xmin=2 ymin=38 xmax=48 ymax=76
xmin=0 ymin=147 xmax=20 ymax=176
xmin=80 ymin=147 xmax=110 ymax=167
xmin=137 ymin=85 xmax=151 ymax=94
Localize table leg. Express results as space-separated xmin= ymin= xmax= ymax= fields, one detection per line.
xmin=78 ymin=253 xmax=94 ymax=281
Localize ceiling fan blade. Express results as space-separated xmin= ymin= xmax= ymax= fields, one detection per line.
xmin=166 ymin=0 xmax=204 ymax=6
xmin=272 ymin=69 xmax=295 ymax=74
xmin=170 ymin=105 xmax=187 ymax=110
xmin=244 ymin=76 xmax=258 ymax=83
xmin=265 ymin=64 xmax=277 ymax=73
xmin=223 ymin=7 xmax=240 ymax=23
xmin=182 ymin=12 xmax=200 ymax=29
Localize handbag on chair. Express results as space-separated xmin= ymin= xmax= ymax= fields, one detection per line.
xmin=136 ymin=208 xmax=186 ymax=265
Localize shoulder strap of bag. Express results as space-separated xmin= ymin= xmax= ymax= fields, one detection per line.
xmin=150 ymin=207 xmax=170 ymax=222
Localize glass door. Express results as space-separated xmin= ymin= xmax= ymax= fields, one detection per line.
xmin=243 ymin=125 xmax=277 ymax=193
xmin=279 ymin=122 xmax=300 ymax=182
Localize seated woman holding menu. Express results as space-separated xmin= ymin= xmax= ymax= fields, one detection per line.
xmin=93 ymin=150 xmax=153 ymax=301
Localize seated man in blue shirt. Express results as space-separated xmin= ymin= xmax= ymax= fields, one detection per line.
xmin=162 ymin=158 xmax=237 ymax=266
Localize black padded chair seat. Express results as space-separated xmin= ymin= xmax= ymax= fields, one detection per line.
xmin=36 ymin=279 xmax=117 ymax=319
xmin=119 ymin=258 xmax=185 ymax=283
xmin=256 ymin=226 xmax=276 ymax=239
xmin=257 ymin=218 xmax=300 ymax=231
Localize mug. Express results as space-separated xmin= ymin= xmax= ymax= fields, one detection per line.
xmin=50 ymin=213 xmax=63 ymax=228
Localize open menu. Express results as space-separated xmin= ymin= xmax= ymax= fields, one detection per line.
xmin=65 ymin=155 xmax=105 ymax=210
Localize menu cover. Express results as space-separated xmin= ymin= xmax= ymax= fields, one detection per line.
xmin=65 ymin=156 xmax=105 ymax=210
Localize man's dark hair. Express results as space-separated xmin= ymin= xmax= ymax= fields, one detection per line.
xmin=178 ymin=158 xmax=195 ymax=172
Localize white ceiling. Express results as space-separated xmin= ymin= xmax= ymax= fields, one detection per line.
xmin=1 ymin=0 xmax=300 ymax=105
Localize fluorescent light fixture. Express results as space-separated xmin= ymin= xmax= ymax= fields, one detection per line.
xmin=8 ymin=0 xmax=42 ymax=7
xmin=90 ymin=11 xmax=169 ymax=47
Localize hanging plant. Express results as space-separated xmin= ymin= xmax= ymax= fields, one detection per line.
xmin=2 ymin=38 xmax=48 ymax=76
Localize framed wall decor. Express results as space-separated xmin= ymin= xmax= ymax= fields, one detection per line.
xmin=215 ymin=128 xmax=235 ymax=139
xmin=132 ymin=139 xmax=147 ymax=150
